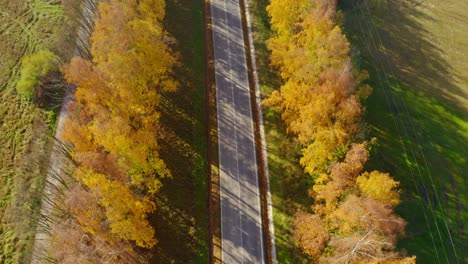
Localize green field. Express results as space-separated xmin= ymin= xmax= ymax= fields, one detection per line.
xmin=151 ymin=0 xmax=209 ymax=262
xmin=341 ymin=0 xmax=467 ymax=263
xmin=0 ymin=0 xmax=68 ymax=263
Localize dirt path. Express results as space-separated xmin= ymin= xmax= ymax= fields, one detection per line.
xmin=29 ymin=1 xmax=97 ymax=262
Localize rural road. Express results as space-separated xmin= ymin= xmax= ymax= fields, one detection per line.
xmin=210 ymin=0 xmax=266 ymax=263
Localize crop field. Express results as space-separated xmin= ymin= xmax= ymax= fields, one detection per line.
xmin=0 ymin=0 xmax=65 ymax=262
xmin=341 ymin=0 xmax=467 ymax=263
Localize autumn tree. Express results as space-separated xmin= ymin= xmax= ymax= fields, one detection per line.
xmin=77 ymin=168 xmax=157 ymax=248
xmin=62 ymin=0 xmax=177 ymax=193
xmin=50 ymin=216 xmax=148 ymax=264
xmin=357 ymin=171 xmax=400 ymax=206
xmin=266 ymin=0 xmax=414 ymax=261
xmin=51 ymin=0 xmax=178 ymax=261
xmin=294 ymin=210 xmax=329 ymax=260
xmin=311 ymin=143 xmax=369 ymax=214
xmin=304 ymin=144 xmax=412 ymax=262
xmin=265 ymin=0 xmax=364 ymax=174
xmin=16 ymin=50 xmax=59 ymax=99
xmin=65 ymin=184 xmax=105 ymax=236
xmin=325 ymin=195 xmax=407 ymax=263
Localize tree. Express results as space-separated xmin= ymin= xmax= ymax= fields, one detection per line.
xmin=77 ymin=168 xmax=157 ymax=248
xmin=50 ymin=217 xmax=148 ymax=264
xmin=16 ymin=50 xmax=59 ymax=99
xmin=61 ymin=102 xmax=96 ymax=153
xmin=56 ymin=0 xmax=178 ymax=257
xmin=311 ymin=143 xmax=369 ymax=213
xmin=266 ymin=0 xmax=308 ymax=36
xmin=326 ymin=195 xmax=407 ymax=263
xmin=74 ymin=151 xmax=128 ymax=183
xmin=62 ymin=0 xmax=177 ymax=193
xmin=65 ymin=184 xmax=105 ymax=236
xmin=357 ymin=171 xmax=400 ymax=206
xmin=294 ymin=210 xmax=329 ymax=260
xmin=268 ymin=0 xmax=413 ymax=261
xmin=265 ymin=0 xmax=363 ymax=174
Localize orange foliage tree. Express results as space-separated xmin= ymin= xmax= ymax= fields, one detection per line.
xmin=51 ymin=0 xmax=177 ymax=259
xmin=267 ymin=0 xmax=414 ymax=262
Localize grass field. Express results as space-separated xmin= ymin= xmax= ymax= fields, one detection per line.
xmin=248 ymin=0 xmax=313 ymax=262
xmin=151 ymin=0 xmax=209 ymax=262
xmin=0 ymin=1 xmax=66 ymax=263
xmin=341 ymin=0 xmax=467 ymax=263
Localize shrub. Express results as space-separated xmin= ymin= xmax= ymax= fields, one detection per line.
xmin=16 ymin=50 xmax=59 ymax=99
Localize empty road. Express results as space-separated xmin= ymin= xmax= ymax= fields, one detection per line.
xmin=210 ymin=0 xmax=265 ymax=263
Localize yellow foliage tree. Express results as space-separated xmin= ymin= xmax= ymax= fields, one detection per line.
xmin=266 ymin=0 xmax=414 ymax=261
xmin=56 ymin=0 xmax=177 ymax=256
xmin=294 ymin=210 xmax=329 ymax=260
xmin=79 ymin=168 xmax=157 ymax=248
xmin=62 ymin=0 xmax=177 ymax=193
xmin=65 ymin=184 xmax=105 ymax=236
xmin=265 ymin=0 xmax=363 ymax=174
xmin=311 ymin=143 xmax=369 ymax=213
xmin=357 ymin=170 xmax=400 ymax=206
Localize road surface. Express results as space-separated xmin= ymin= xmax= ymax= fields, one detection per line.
xmin=210 ymin=0 xmax=265 ymax=262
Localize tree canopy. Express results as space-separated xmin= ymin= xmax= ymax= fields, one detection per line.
xmin=51 ymin=0 xmax=177 ymax=259
xmin=16 ymin=50 xmax=59 ymax=99
xmin=267 ymin=0 xmax=414 ymax=262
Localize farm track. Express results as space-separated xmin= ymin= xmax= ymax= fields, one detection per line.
xmin=29 ymin=1 xmax=96 ymax=262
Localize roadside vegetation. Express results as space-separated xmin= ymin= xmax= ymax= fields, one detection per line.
xmin=248 ymin=0 xmax=311 ymax=262
xmin=250 ymin=0 xmax=465 ymax=263
xmin=0 ymin=0 xmax=80 ymax=262
xmin=43 ymin=0 xmax=208 ymax=262
xmin=49 ymin=0 xmax=177 ymax=261
xmin=264 ymin=0 xmax=413 ymax=262
xmin=1 ymin=0 xmax=208 ymax=262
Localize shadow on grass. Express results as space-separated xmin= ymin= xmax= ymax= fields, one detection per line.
xmin=150 ymin=0 xmax=208 ymax=263
xmin=342 ymin=0 xmax=465 ymax=111
xmin=341 ymin=0 xmax=467 ymax=262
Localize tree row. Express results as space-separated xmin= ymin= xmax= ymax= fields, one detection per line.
xmin=49 ymin=0 xmax=177 ymax=262
xmin=265 ymin=0 xmax=415 ymax=262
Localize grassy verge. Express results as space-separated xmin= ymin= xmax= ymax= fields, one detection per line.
xmin=341 ymin=0 xmax=467 ymax=262
xmin=203 ymin=0 xmax=222 ymax=261
xmin=0 ymin=0 xmax=67 ymax=262
xmin=247 ymin=0 xmax=312 ymax=263
xmin=152 ymin=0 xmax=209 ymax=262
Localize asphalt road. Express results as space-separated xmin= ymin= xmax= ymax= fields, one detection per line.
xmin=210 ymin=0 xmax=265 ymax=263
